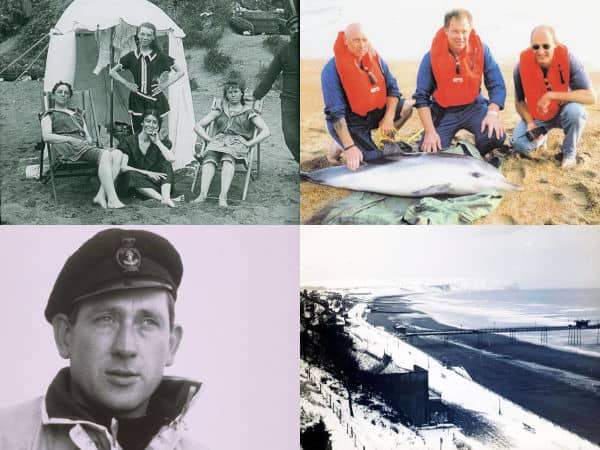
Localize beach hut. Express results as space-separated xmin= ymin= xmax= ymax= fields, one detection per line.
xmin=43 ymin=0 xmax=195 ymax=169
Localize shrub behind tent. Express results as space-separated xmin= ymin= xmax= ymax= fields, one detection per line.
xmin=43 ymin=0 xmax=195 ymax=169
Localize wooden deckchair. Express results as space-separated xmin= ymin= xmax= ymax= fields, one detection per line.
xmin=38 ymin=88 xmax=100 ymax=203
xmin=191 ymin=97 xmax=263 ymax=201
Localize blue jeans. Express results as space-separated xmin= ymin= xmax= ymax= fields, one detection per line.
xmin=510 ymin=102 xmax=587 ymax=159
xmin=420 ymin=98 xmax=506 ymax=155
xmin=327 ymin=98 xmax=406 ymax=161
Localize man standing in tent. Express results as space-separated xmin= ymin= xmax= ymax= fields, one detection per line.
xmin=413 ymin=9 xmax=506 ymax=156
xmin=253 ymin=16 xmax=300 ymax=163
xmin=510 ymin=25 xmax=596 ymax=169
xmin=110 ymin=22 xmax=185 ymax=134
xmin=321 ymin=23 xmax=413 ymax=171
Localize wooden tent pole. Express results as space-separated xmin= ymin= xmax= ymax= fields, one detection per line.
xmin=288 ymin=0 xmax=296 ymax=15
xmin=109 ymin=27 xmax=114 ymax=147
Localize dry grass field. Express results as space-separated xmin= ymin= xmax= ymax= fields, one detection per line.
xmin=300 ymin=59 xmax=600 ymax=224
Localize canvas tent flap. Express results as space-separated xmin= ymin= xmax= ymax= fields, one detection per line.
xmin=52 ymin=0 xmax=185 ymax=37
xmin=168 ymin=35 xmax=195 ymax=169
xmin=43 ymin=0 xmax=195 ymax=169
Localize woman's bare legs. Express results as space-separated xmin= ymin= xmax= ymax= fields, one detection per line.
xmin=218 ymin=160 xmax=235 ymax=207
xmin=136 ymin=187 xmax=162 ymax=201
xmin=193 ymin=162 xmax=216 ymax=203
xmin=93 ymin=150 xmax=124 ymax=209
xmin=110 ymin=150 xmax=123 ymax=181
xmin=161 ymin=183 xmax=175 ymax=207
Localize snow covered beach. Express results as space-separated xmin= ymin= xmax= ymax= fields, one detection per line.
xmin=362 ymin=290 xmax=600 ymax=447
xmin=301 ymin=286 xmax=600 ymax=449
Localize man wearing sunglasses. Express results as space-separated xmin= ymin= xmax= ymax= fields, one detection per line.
xmin=321 ymin=23 xmax=413 ymax=171
xmin=413 ymin=9 xmax=506 ymax=156
xmin=510 ymin=25 xmax=596 ymax=169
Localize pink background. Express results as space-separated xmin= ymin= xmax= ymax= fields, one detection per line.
xmin=0 ymin=225 xmax=299 ymax=450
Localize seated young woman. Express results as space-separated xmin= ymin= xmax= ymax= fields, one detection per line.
xmin=40 ymin=81 xmax=124 ymax=209
xmin=192 ymin=76 xmax=270 ymax=207
xmin=117 ymin=109 xmax=177 ymax=207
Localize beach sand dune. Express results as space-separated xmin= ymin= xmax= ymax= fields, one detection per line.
xmin=301 ymin=59 xmax=600 ymax=224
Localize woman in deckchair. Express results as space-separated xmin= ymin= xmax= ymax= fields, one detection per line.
xmin=40 ymin=81 xmax=124 ymax=209
xmin=109 ymin=22 xmax=184 ymax=134
xmin=192 ymin=76 xmax=271 ymax=207
xmin=118 ymin=109 xmax=177 ymax=207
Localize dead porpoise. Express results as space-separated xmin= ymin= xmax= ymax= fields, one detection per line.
xmin=301 ymin=152 xmax=521 ymax=197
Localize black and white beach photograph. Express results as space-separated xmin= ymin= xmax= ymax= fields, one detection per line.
xmin=301 ymin=226 xmax=600 ymax=449
xmin=0 ymin=225 xmax=299 ymax=449
xmin=0 ymin=0 xmax=299 ymax=224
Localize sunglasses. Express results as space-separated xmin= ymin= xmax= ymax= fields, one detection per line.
xmin=532 ymin=44 xmax=551 ymax=51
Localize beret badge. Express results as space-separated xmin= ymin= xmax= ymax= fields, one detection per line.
xmin=115 ymin=237 xmax=141 ymax=273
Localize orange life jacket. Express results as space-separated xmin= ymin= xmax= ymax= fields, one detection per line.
xmin=430 ymin=27 xmax=484 ymax=107
xmin=333 ymin=31 xmax=387 ymax=116
xmin=519 ymin=44 xmax=570 ymax=121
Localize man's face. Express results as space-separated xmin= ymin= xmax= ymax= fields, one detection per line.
xmin=345 ymin=27 xmax=369 ymax=59
xmin=530 ymin=28 xmax=556 ymax=68
xmin=445 ymin=16 xmax=472 ymax=54
xmin=289 ymin=22 xmax=299 ymax=41
xmin=61 ymin=288 xmax=181 ymax=418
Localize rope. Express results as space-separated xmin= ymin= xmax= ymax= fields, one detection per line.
xmin=0 ymin=33 xmax=49 ymax=76
xmin=16 ymin=42 xmax=49 ymax=81
xmin=405 ymin=128 xmax=424 ymax=144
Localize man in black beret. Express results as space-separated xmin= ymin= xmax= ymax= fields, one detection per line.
xmin=252 ymin=15 xmax=300 ymax=163
xmin=0 ymin=228 xmax=205 ymax=450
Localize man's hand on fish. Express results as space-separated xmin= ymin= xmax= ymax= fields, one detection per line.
xmin=481 ymin=110 xmax=505 ymax=139
xmin=345 ymin=146 xmax=363 ymax=171
xmin=421 ymin=129 xmax=442 ymax=153
xmin=378 ymin=116 xmax=395 ymax=137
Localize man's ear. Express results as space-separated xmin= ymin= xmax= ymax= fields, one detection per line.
xmin=166 ymin=325 xmax=183 ymax=367
xmin=52 ymin=314 xmax=73 ymax=360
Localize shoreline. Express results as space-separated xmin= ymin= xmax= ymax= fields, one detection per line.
xmin=364 ymin=295 xmax=600 ymax=444
xmin=406 ymin=291 xmax=600 ymax=359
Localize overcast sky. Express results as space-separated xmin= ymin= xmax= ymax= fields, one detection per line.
xmin=301 ymin=226 xmax=600 ymax=289
xmin=301 ymin=0 xmax=600 ymax=70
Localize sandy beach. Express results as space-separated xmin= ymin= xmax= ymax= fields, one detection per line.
xmin=300 ymin=59 xmax=600 ymax=224
xmin=366 ymin=295 xmax=600 ymax=444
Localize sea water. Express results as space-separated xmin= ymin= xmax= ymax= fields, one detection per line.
xmin=408 ymin=288 xmax=600 ymax=356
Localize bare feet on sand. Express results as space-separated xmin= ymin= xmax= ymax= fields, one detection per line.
xmin=192 ymin=193 xmax=207 ymax=203
xmin=161 ymin=198 xmax=176 ymax=208
xmin=93 ymin=194 xmax=108 ymax=209
xmin=561 ymin=156 xmax=577 ymax=169
xmin=218 ymin=195 xmax=228 ymax=208
xmin=107 ymin=200 xmax=126 ymax=209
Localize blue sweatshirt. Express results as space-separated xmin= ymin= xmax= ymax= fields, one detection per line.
xmin=321 ymin=55 xmax=402 ymax=122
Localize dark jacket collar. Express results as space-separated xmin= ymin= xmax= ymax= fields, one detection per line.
xmin=45 ymin=367 xmax=201 ymax=441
